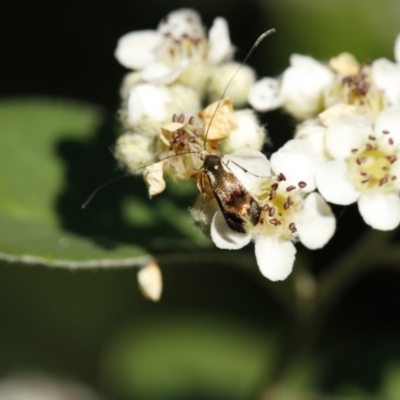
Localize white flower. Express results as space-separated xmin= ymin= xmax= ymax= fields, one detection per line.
xmin=123 ymin=82 xmax=201 ymax=138
xmin=371 ymin=33 xmax=400 ymax=106
xmin=316 ymin=107 xmax=400 ymax=230
xmin=115 ymin=9 xmax=234 ymax=94
xmin=205 ymin=150 xmax=336 ymax=281
xmin=325 ymin=54 xmax=386 ymax=122
xmin=249 ymin=55 xmax=335 ymax=119
xmin=269 ymin=105 xmax=393 ymax=198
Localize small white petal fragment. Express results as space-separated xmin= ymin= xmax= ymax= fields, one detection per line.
xmin=254 ymin=237 xmax=296 ymax=281
xmin=316 ymin=160 xmax=360 ymax=205
xmin=210 ymin=211 xmax=251 ymax=250
xmin=358 ymin=193 xmax=400 ymax=231
xmin=115 ymin=30 xmax=162 ymax=69
xmin=296 ymin=192 xmax=336 ymax=250
xmin=325 ymin=113 xmax=372 ymax=160
xmin=248 ymin=77 xmax=283 ymax=111
xmin=143 ymin=162 xmax=166 ymax=198
xmin=137 ymin=261 xmax=163 ymax=302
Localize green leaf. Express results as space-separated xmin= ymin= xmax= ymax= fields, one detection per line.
xmin=0 ymin=98 xmax=152 ymax=268
xmin=101 ymin=315 xmax=276 ymax=400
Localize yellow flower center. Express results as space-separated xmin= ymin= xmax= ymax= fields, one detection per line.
xmin=347 ymin=133 xmax=398 ymax=193
xmin=252 ymin=173 xmax=306 ymax=241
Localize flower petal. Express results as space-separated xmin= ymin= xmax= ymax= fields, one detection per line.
xmin=137 ymin=261 xmax=162 ymax=302
xmin=157 ymin=9 xmax=204 ymax=40
xmin=316 ymin=160 xmax=360 ymax=205
xmin=296 ymin=192 xmax=336 ymax=249
xmin=371 ymin=58 xmax=400 ymax=105
xmin=374 ymin=105 xmax=400 ymax=145
xmin=222 ymin=150 xmax=271 ymax=193
xmin=115 ymin=30 xmax=162 ymax=69
xmin=358 ymin=192 xmax=400 ymax=231
xmin=254 ymin=237 xmax=296 ymax=281
xmin=270 ymin=139 xmax=322 ymax=192
xmin=141 ymin=60 xmax=188 ymax=84
xmin=207 ymin=17 xmax=233 ymax=64
xmin=127 ymin=83 xmax=172 ymax=126
xmin=329 ymin=52 xmax=360 ymax=75
xmin=319 ymin=104 xmax=359 ymax=127
xmin=143 ymin=162 xmax=166 ymax=198
xmin=210 ymin=211 xmax=251 ymax=249
xmin=295 ymin=120 xmax=326 ymax=158
xmin=325 ymin=113 xmax=372 ymax=160
xmin=248 ymin=77 xmax=283 ymax=111
xmin=191 ymin=196 xmax=219 ymax=233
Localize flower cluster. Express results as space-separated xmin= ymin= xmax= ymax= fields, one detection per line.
xmin=114 ymin=9 xmax=265 ymax=197
xmin=249 ymin=33 xmax=400 ymax=232
xmin=113 ymin=8 xmax=400 ymax=282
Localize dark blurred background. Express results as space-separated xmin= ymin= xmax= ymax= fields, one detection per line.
xmin=1 ymin=0 xmax=400 ymax=399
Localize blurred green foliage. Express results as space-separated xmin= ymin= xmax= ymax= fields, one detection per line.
xmin=1 ymin=1 xmax=400 ymax=399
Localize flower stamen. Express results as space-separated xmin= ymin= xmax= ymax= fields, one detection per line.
xmin=347 ymin=132 xmax=399 ymax=193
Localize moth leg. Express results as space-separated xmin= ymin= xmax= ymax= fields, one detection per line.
xmin=222 ymin=159 xmax=270 ymax=180
xmin=199 ymin=171 xmax=207 ymax=214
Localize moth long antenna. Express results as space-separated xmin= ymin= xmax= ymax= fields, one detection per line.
xmin=81 ymin=149 xmax=201 ymax=209
xmin=203 ymin=27 xmax=276 ymax=148
xmin=81 ymin=173 xmax=131 ymax=209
